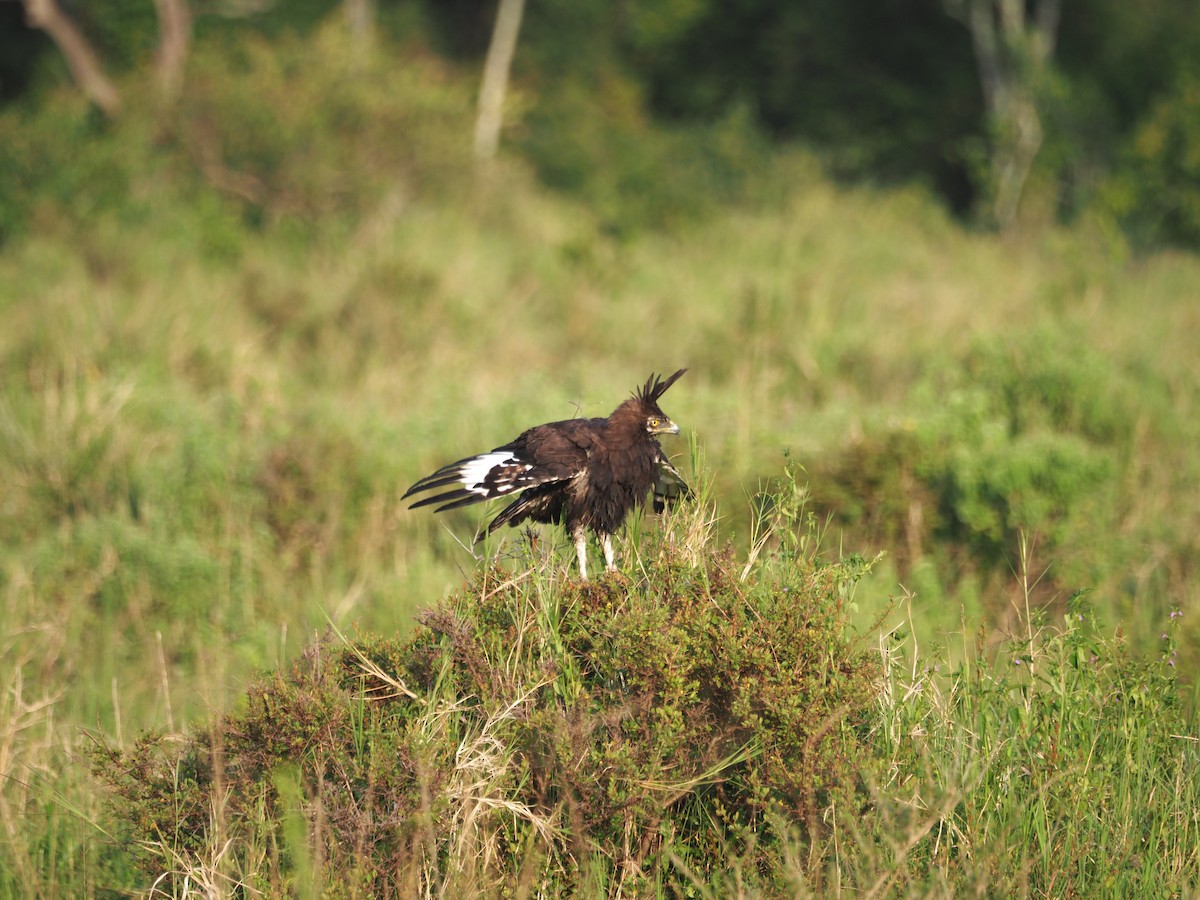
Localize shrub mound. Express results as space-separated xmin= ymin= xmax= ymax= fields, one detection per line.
xmin=87 ymin=489 xmax=1200 ymax=896
xmin=92 ymin=539 xmax=881 ymax=895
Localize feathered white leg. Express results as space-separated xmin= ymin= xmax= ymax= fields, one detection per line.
xmin=573 ymin=528 xmax=588 ymax=581
xmin=601 ymin=532 xmax=616 ymax=573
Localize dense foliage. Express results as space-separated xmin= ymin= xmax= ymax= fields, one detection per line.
xmin=808 ymin=325 xmax=1156 ymax=616
xmin=6 ymin=0 xmax=1200 ymax=244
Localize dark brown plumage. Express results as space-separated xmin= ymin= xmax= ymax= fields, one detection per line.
xmin=403 ymin=369 xmax=690 ymax=579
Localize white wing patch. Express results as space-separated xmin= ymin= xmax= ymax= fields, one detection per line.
xmin=460 ymin=452 xmax=531 ymax=496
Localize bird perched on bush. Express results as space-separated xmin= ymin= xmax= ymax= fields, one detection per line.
xmin=403 ymin=369 xmax=690 ymax=580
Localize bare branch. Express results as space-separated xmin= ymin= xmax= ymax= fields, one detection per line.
xmin=944 ymin=0 xmax=1064 ymax=228
xmin=344 ymin=0 xmax=374 ymax=55
xmin=474 ymin=0 xmax=526 ymax=162
xmin=1034 ymin=0 xmax=1063 ymax=58
xmin=152 ymin=0 xmax=193 ymax=101
xmin=996 ymin=0 xmax=1025 ymax=36
xmin=22 ymin=0 xmax=120 ymax=117
xmin=966 ymin=0 xmax=1005 ymax=115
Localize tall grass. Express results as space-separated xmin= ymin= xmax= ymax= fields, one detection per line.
xmin=0 ymin=18 xmax=1197 ymax=893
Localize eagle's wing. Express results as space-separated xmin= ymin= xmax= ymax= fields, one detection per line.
xmin=652 ymin=450 xmax=693 ymax=513
xmin=402 ymin=419 xmax=599 ymax=514
xmin=481 ymin=483 xmax=566 ymax=539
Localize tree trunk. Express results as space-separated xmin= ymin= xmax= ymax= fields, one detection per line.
xmin=22 ymin=0 xmax=121 ymax=117
xmin=152 ymin=0 xmax=193 ymax=101
xmin=344 ymin=0 xmax=374 ymax=56
xmin=947 ymin=0 xmax=1062 ymax=229
xmin=474 ymin=0 xmax=526 ymax=162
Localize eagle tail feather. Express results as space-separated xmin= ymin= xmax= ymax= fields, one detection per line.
xmin=406 ymin=489 xmax=484 ymax=511
xmin=402 ymin=473 xmax=465 ymax=497
xmin=485 ymin=497 xmax=529 ymax=536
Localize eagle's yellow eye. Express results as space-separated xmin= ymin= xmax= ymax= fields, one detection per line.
xmin=648 ymin=418 xmax=660 ymax=428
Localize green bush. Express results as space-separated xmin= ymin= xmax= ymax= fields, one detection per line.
xmin=520 ymin=80 xmax=770 ymax=236
xmin=927 ymin=403 xmax=1112 ymax=568
xmin=961 ymin=324 xmax=1159 ymax=447
xmin=172 ymin=26 xmax=473 ymax=232
xmin=0 ymin=21 xmax=475 ymax=250
xmin=809 ymin=327 xmax=1152 ymax=606
xmin=92 ymin=516 xmax=882 ymax=894
xmin=1100 ymin=67 xmax=1200 ymax=248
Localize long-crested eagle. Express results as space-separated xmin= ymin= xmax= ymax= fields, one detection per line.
xmin=402 ymin=369 xmax=690 ymax=580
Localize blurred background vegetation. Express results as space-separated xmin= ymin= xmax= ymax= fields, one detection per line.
xmin=3 ymin=0 xmax=1200 ymax=242
xmin=1 ymin=0 xmax=1199 ymax=892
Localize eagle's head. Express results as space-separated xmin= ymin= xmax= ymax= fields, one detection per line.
xmin=645 ymin=414 xmax=680 ymax=436
xmin=634 ymin=369 xmax=686 ymax=436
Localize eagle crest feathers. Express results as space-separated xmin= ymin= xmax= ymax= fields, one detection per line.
xmin=637 ymin=368 xmax=687 ymax=405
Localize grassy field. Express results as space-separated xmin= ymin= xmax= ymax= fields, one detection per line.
xmin=1 ymin=26 xmax=1199 ymax=895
